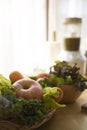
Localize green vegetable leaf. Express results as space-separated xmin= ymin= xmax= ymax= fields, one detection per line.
xmin=0 ymin=74 xmax=11 ymax=90
xmin=43 ymin=87 xmax=65 ymax=110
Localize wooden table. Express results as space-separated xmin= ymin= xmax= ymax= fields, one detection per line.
xmin=36 ymin=89 xmax=87 ymax=130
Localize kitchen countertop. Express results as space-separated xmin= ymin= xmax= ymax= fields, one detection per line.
xmin=36 ymin=89 xmax=87 ymax=130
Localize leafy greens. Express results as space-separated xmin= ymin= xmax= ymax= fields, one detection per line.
xmin=49 ymin=61 xmax=87 ymax=91
xmin=0 ymin=74 xmax=64 ymax=127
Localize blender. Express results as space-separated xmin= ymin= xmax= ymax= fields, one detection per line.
xmin=57 ymin=17 xmax=84 ymax=75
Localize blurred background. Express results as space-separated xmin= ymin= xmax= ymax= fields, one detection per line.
xmin=0 ymin=0 xmax=87 ymax=77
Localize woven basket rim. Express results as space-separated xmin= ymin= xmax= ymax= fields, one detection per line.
xmin=0 ymin=109 xmax=56 ymax=130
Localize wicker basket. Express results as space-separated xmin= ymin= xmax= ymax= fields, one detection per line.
xmin=0 ymin=109 xmax=56 ymax=130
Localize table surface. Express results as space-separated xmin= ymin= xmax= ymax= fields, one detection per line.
xmin=36 ymin=89 xmax=87 ymax=130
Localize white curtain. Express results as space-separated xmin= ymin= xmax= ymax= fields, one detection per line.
xmin=1 ymin=0 xmax=87 ymax=77
xmin=0 ymin=0 xmax=50 ymax=77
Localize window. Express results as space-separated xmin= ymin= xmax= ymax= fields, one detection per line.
xmin=0 ymin=0 xmax=87 ymax=77
xmin=0 ymin=0 xmax=49 ymax=76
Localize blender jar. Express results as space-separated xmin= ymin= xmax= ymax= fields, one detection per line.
xmin=63 ymin=17 xmax=82 ymax=51
xmin=57 ymin=17 xmax=84 ymax=75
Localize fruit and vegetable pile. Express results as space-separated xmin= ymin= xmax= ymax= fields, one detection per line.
xmin=0 ymin=60 xmax=87 ymax=129
xmin=0 ymin=70 xmax=64 ymax=128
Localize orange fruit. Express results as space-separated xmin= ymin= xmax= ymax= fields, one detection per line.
xmin=9 ymin=71 xmax=24 ymax=83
